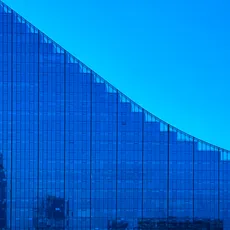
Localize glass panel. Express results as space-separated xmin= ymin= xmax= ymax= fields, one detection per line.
xmin=0 ymin=5 xmax=12 ymax=228
xmin=91 ymin=75 xmax=117 ymax=229
xmin=65 ymin=53 xmax=91 ymax=229
xmin=143 ymin=112 xmax=168 ymax=222
xmin=194 ymin=140 xmax=219 ymax=224
xmin=169 ymin=128 xmax=193 ymax=220
xmin=117 ymin=93 xmax=143 ymax=229
xmin=38 ymin=29 xmax=66 ymax=229
xmin=220 ymin=149 xmax=230 ymax=229
xmin=9 ymin=10 xmax=39 ymax=228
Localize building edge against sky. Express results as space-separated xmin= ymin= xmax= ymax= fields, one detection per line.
xmin=1 ymin=0 xmax=228 ymax=153
xmin=0 ymin=0 xmax=230 ymax=229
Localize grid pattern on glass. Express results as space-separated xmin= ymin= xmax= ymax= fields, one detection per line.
xmin=169 ymin=128 xmax=193 ymax=219
xmin=0 ymin=1 xmax=229 ymax=229
xmin=0 ymin=3 xmax=12 ymax=228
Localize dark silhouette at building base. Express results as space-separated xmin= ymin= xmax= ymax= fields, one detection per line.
xmin=0 ymin=153 xmax=6 ymax=230
xmin=33 ymin=195 xmax=69 ymax=230
xmin=138 ymin=217 xmax=223 ymax=230
xmin=107 ymin=218 xmax=129 ymax=229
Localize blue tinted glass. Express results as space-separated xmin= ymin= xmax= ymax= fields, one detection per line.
xmin=0 ymin=1 xmax=227 ymax=229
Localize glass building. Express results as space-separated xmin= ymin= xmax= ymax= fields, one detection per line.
xmin=0 ymin=1 xmax=229 ymax=229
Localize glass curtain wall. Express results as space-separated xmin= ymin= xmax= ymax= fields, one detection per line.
xmin=0 ymin=1 xmax=229 ymax=229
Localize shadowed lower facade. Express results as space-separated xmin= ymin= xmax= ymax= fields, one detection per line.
xmin=0 ymin=1 xmax=230 ymax=229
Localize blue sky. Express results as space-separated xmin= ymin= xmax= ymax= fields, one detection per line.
xmin=3 ymin=0 xmax=230 ymax=149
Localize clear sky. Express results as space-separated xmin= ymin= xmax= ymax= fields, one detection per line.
xmin=3 ymin=0 xmax=230 ymax=150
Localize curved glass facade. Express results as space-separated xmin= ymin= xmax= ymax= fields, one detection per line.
xmin=0 ymin=1 xmax=229 ymax=229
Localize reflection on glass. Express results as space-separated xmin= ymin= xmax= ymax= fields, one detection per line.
xmin=0 ymin=1 xmax=229 ymax=229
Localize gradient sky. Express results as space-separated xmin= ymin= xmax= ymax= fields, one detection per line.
xmin=2 ymin=0 xmax=230 ymax=149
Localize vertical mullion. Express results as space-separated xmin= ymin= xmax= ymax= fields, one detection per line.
xmin=116 ymin=90 xmax=118 ymax=225
xmin=142 ymin=109 xmax=144 ymax=221
xmin=10 ymin=10 xmax=13 ymax=228
xmin=63 ymin=50 xmax=66 ymax=225
xmin=90 ymin=70 xmax=93 ymax=230
xmin=218 ymin=147 xmax=220 ymax=222
xmin=37 ymin=30 xmax=40 ymax=229
xmin=167 ymin=124 xmax=170 ymax=226
xmin=193 ymin=137 xmax=195 ymax=221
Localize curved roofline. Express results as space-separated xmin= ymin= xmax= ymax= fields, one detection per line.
xmin=1 ymin=0 xmax=229 ymax=153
